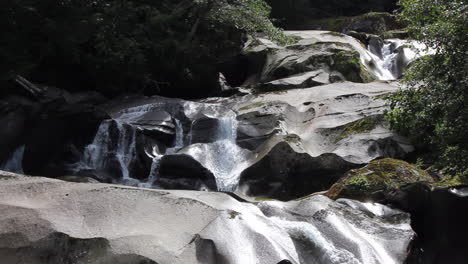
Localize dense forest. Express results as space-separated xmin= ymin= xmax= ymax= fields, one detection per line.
xmin=0 ymin=0 xmax=467 ymax=263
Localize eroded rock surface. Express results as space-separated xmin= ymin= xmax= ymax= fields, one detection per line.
xmin=0 ymin=172 xmax=415 ymax=264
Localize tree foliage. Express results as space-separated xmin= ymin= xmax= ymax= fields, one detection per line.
xmin=1 ymin=0 xmax=287 ymax=98
xmin=386 ymin=0 xmax=467 ymax=176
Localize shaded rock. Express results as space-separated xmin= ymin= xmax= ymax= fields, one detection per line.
xmin=240 ymin=142 xmax=357 ymax=200
xmin=56 ymin=175 xmax=100 ymax=183
xmin=0 ymin=173 xmax=415 ymax=264
xmin=368 ymin=35 xmax=384 ymax=58
xmin=259 ymin=70 xmax=330 ymax=92
xmin=158 ymin=153 xmax=217 ymax=191
xmin=343 ymin=12 xmax=403 ymax=36
xmin=189 ymin=117 xmax=225 ymax=144
xmin=22 ymin=99 xmax=109 ymax=177
xmin=302 ymin=12 xmax=403 ymax=36
xmin=326 ymin=158 xmax=435 ymax=202
xmin=0 ymin=96 xmax=40 ymax=164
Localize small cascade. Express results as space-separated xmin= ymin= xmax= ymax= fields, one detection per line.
xmin=185 ymin=113 xmax=252 ymax=191
xmin=77 ymin=121 xmax=112 ymax=174
xmin=368 ymin=38 xmax=429 ymax=80
xmin=381 ymin=39 xmax=406 ymax=79
xmin=75 ymin=120 xmax=137 ymax=181
xmin=171 ymin=119 xmax=185 ymax=151
xmin=216 ymin=116 xmax=238 ymax=141
xmin=0 ymin=145 xmax=25 ymax=174
xmin=365 ymin=41 xmax=398 ymax=80
xmin=140 ymin=146 xmax=163 ymax=188
xmin=115 ymin=122 xmax=137 ymax=180
xmin=140 ymin=119 xmax=185 ymax=187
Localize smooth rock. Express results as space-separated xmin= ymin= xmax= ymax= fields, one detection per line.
xmin=0 ymin=172 xmax=415 ymax=264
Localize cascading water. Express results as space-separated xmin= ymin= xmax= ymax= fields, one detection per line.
xmin=76 ymin=110 xmax=188 ymax=187
xmin=140 ymin=119 xmax=185 ymax=188
xmin=75 ymin=120 xmax=137 ymax=181
xmin=115 ymin=122 xmax=137 ymax=181
xmin=369 ymin=38 xmax=431 ymax=80
xmin=0 ymin=145 xmax=25 ymax=174
xmin=184 ymin=113 xmax=253 ymax=191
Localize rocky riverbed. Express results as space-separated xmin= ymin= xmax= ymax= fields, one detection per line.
xmin=1 ymin=6 xmax=466 ymax=263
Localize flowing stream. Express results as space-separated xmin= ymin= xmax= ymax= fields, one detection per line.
xmin=72 ymin=31 xmax=429 ymax=192
xmin=74 ymin=102 xmax=251 ymax=191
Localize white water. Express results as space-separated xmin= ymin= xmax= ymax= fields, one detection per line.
xmin=115 ymin=122 xmax=137 ymax=180
xmin=370 ymin=38 xmax=432 ymax=80
xmin=140 ymin=119 xmax=185 ymax=187
xmin=75 ymin=120 xmax=137 ymax=182
xmin=183 ymin=113 xmax=252 ymax=191
xmin=0 ymin=145 xmax=25 ymax=174
xmin=75 ymin=112 xmax=189 ymax=187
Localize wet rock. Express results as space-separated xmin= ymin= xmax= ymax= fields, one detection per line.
xmin=113 ymin=108 xmax=178 ymax=145
xmin=0 ymin=173 xmax=415 ymax=264
xmin=190 ymin=117 xmax=224 ymax=144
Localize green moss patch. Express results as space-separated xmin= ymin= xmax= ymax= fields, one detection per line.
xmin=334 ymin=115 xmax=383 ymax=143
xmin=238 ymin=102 xmax=266 ymax=111
xmin=228 ymin=210 xmax=241 ymax=219
xmin=332 ymin=50 xmax=375 ymax=83
xmin=327 ymin=158 xmax=434 ymax=200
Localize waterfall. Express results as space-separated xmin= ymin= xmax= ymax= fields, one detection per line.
xmin=77 ymin=121 xmax=111 ymax=174
xmin=216 ymin=116 xmax=238 ymax=141
xmin=75 ymin=120 xmax=137 ymax=181
xmin=115 ymin=121 xmax=137 ymax=180
xmin=0 ymin=145 xmax=25 ymax=174
xmin=171 ymin=119 xmax=185 ymax=151
xmin=140 ymin=119 xmax=185 ymax=187
xmin=368 ymin=38 xmax=430 ymax=80
xmin=365 ymin=41 xmax=398 ymax=80
xmin=185 ymin=113 xmax=252 ymax=191
xmin=140 ymin=146 xmax=163 ymax=188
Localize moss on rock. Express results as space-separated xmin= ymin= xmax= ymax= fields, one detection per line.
xmin=332 ymin=50 xmax=376 ymax=83
xmin=238 ymin=102 xmax=266 ymax=111
xmin=326 ymin=158 xmax=434 ymax=201
xmin=334 ymin=115 xmax=383 ymax=143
